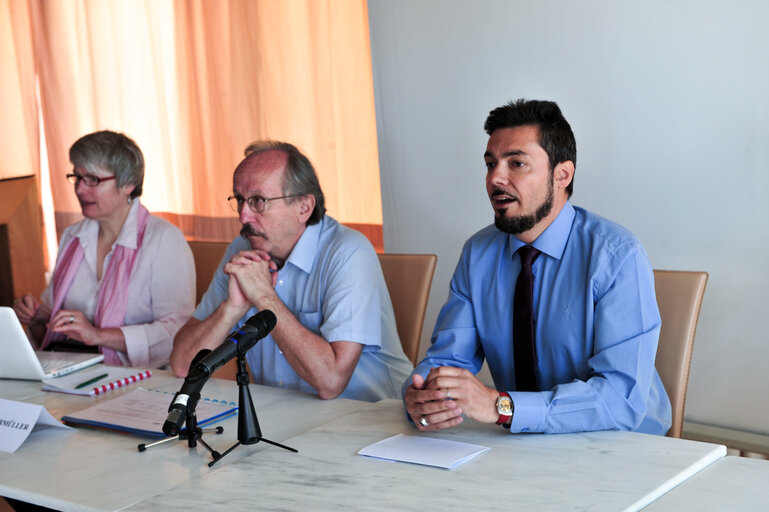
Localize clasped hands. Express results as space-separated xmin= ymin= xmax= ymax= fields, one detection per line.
xmin=405 ymin=366 xmax=499 ymax=431
xmin=223 ymin=249 xmax=279 ymax=310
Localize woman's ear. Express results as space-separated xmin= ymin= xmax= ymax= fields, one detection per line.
xmin=120 ymin=183 xmax=136 ymax=202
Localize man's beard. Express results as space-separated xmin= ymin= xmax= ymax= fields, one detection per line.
xmin=494 ymin=176 xmax=554 ymax=235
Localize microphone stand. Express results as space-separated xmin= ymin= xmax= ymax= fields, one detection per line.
xmin=137 ymin=391 xmax=225 ymax=459
xmin=208 ymin=352 xmax=296 ymax=468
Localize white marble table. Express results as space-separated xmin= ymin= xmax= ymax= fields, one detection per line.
xmin=0 ymin=378 xmax=45 ymax=401
xmin=643 ymin=455 xmax=769 ymax=511
xmin=0 ymin=370 xmax=372 ymax=511
xmin=128 ymin=399 xmax=726 ymax=512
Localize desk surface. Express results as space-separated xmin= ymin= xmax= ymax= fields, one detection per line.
xmin=0 ymin=371 xmax=371 ymax=512
xmin=127 ymin=400 xmax=726 ymax=512
xmin=644 ymin=455 xmax=769 ymax=511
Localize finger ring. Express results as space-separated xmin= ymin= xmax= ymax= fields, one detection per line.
xmin=69 ymin=315 xmax=75 ymax=323
xmin=446 ymin=388 xmax=451 ymax=400
xmin=419 ymin=417 xmax=429 ymax=427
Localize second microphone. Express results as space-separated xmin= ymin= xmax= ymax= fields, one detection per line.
xmin=190 ymin=310 xmax=277 ymax=381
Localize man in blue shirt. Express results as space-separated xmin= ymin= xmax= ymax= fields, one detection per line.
xmin=171 ymin=141 xmax=412 ymax=401
xmin=405 ymin=99 xmax=672 ymax=434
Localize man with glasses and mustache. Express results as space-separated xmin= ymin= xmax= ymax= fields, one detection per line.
xmin=171 ymin=141 xmax=412 ymax=401
xmin=404 ymin=100 xmax=672 ymax=435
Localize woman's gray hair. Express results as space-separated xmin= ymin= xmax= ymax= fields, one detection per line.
xmin=69 ymin=130 xmax=144 ymax=198
xmin=243 ymin=140 xmax=326 ymax=225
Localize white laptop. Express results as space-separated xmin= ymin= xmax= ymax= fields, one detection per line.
xmin=0 ymin=306 xmax=104 ymax=380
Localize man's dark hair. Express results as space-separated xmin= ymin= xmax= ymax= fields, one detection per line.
xmin=484 ymin=99 xmax=576 ymax=197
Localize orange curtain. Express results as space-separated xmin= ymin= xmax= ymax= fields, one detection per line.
xmin=0 ymin=0 xmax=38 ymax=180
xmin=17 ymin=0 xmax=382 ymax=249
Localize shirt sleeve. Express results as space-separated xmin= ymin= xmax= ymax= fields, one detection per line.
xmin=316 ymin=243 xmax=384 ymax=347
xmin=402 ymin=242 xmax=484 ymax=396
xmin=40 ymin=229 xmax=75 ymax=311
xmin=118 ymin=226 xmax=196 ymax=368
xmin=508 ymin=245 xmax=663 ymax=434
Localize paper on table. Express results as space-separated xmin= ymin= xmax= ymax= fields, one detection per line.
xmin=0 ymin=399 xmax=73 ymax=453
xmin=61 ymin=387 xmax=237 ymax=437
xmin=358 ymin=433 xmax=489 ymax=469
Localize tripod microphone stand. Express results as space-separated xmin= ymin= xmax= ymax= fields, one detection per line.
xmin=209 ymin=353 xmax=296 ymax=468
xmin=137 ymin=391 xmax=225 ymax=458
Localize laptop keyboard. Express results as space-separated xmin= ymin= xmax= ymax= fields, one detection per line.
xmin=39 ymin=353 xmax=84 ymax=373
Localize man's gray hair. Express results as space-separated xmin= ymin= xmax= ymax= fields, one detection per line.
xmin=243 ymin=140 xmax=326 ymax=225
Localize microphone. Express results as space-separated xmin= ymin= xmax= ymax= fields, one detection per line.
xmin=193 ymin=310 xmax=277 ymax=379
xmin=163 ymin=349 xmax=211 ymax=436
xmin=161 ymin=311 xmax=277 ymax=437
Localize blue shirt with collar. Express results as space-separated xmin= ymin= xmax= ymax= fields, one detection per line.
xmin=409 ymin=202 xmax=672 ymax=434
xmin=194 ymin=216 xmax=413 ymax=402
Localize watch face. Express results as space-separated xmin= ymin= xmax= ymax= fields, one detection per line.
xmin=496 ymin=396 xmax=513 ymax=415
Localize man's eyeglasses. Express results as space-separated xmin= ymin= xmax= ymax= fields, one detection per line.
xmin=228 ymin=194 xmax=299 ymax=213
xmin=66 ymin=173 xmax=117 ymax=187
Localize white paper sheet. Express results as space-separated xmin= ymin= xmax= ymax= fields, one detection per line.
xmin=358 ymin=433 xmax=489 ymax=469
xmin=0 ymin=399 xmax=72 ymax=453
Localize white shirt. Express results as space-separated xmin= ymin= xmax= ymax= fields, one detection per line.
xmin=42 ymin=200 xmax=196 ymax=368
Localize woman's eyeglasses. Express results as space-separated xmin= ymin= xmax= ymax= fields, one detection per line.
xmin=66 ymin=173 xmax=116 ymax=187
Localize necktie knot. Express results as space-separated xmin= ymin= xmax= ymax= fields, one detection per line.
xmin=517 ymin=246 xmax=541 ymax=268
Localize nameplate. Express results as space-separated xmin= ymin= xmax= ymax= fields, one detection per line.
xmin=0 ymin=398 xmax=73 ymax=453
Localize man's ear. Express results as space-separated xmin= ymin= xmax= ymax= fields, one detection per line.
xmin=554 ymin=161 xmax=574 ymax=192
xmin=297 ymin=194 xmax=316 ymax=222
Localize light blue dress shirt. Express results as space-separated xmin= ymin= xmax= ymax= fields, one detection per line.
xmin=410 ymin=203 xmax=672 ymax=434
xmin=194 ymin=216 xmax=413 ymax=402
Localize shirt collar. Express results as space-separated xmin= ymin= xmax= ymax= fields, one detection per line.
xmin=509 ymin=201 xmax=575 ymax=261
xmin=284 ymin=218 xmax=323 ymax=274
xmin=69 ymin=198 xmax=141 ymax=250
xmin=115 ymin=199 xmax=141 ymax=249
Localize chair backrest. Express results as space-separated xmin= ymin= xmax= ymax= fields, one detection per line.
xmin=188 ymin=241 xmax=229 ymax=304
xmin=377 ymin=253 xmax=437 ymax=366
xmin=653 ymin=269 xmax=708 ymax=438
xmin=188 ymin=241 xmax=240 ymax=380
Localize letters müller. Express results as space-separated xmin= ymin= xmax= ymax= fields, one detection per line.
xmin=0 ymin=418 xmax=31 ymax=431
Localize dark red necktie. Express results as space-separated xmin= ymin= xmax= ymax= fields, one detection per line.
xmin=514 ymin=245 xmax=541 ymax=391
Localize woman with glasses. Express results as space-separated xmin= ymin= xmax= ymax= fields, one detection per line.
xmin=12 ymin=130 xmax=195 ymax=368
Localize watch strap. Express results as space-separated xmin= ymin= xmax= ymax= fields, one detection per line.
xmin=495 ymin=391 xmax=513 ymax=425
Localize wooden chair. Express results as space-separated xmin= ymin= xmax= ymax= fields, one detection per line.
xmin=378 ymin=253 xmax=437 ymax=366
xmin=653 ymin=270 xmax=708 ymax=438
xmin=188 ymin=241 xmax=236 ymax=379
xmin=188 ymin=241 xmax=229 ymax=304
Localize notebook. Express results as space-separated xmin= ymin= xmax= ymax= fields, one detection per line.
xmin=62 ymin=387 xmax=238 ymax=437
xmin=42 ymin=366 xmax=152 ymax=396
xmin=0 ymin=306 xmax=104 ymax=380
